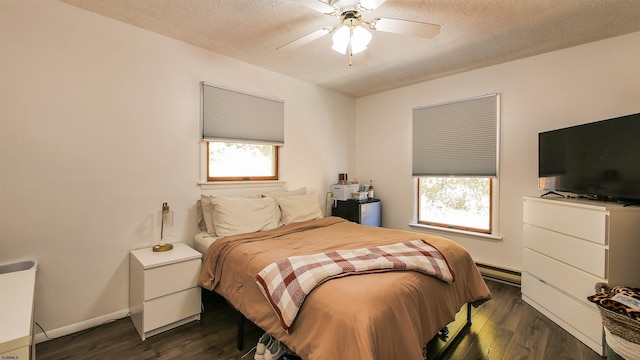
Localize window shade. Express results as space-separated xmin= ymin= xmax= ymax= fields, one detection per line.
xmin=412 ymin=94 xmax=498 ymax=176
xmin=201 ymin=82 xmax=284 ymax=145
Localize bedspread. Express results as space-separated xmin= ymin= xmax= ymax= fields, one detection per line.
xmin=256 ymin=239 xmax=455 ymax=331
xmin=199 ymin=217 xmax=491 ymax=360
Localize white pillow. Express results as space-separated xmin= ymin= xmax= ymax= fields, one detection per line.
xmin=196 ymin=200 xmax=207 ymax=231
xmin=263 ymin=187 xmax=307 ymax=223
xmin=262 ymin=186 xmax=306 ymax=198
xmin=275 ymin=192 xmax=323 ymax=226
xmin=211 ymin=196 xmax=280 ymax=237
xmin=200 ymin=195 xmax=217 ymax=236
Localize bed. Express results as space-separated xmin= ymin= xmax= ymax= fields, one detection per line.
xmin=196 ymin=190 xmax=491 ymax=360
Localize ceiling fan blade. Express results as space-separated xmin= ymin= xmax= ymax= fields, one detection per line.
xmin=277 ymin=28 xmax=331 ymax=52
xmin=372 ymin=18 xmax=440 ymax=39
xmin=359 ymin=0 xmax=386 ymax=11
xmin=291 ymin=0 xmax=336 ymax=14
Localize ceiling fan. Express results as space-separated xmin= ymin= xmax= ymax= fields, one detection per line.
xmin=278 ymin=0 xmax=441 ymax=62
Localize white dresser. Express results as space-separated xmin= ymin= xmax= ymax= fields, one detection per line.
xmin=522 ymin=196 xmax=640 ymax=355
xmin=129 ymin=243 xmax=202 ymax=340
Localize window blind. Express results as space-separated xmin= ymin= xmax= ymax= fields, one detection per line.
xmin=412 ymin=94 xmax=498 ymax=176
xmin=201 ymin=82 xmax=284 ymax=145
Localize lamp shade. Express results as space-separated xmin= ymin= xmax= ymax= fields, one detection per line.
xmin=331 ymin=25 xmax=351 ymax=54
xmin=350 ymin=25 xmax=372 ymax=54
xmin=331 ymin=23 xmax=372 ymax=55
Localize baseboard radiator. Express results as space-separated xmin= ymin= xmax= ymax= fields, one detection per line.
xmin=476 ymin=263 xmax=521 ymax=286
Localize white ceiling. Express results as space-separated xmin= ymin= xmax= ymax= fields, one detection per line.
xmin=60 ymin=0 xmax=640 ymax=98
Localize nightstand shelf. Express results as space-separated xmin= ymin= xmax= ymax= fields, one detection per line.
xmin=129 ymin=243 xmax=202 ymax=340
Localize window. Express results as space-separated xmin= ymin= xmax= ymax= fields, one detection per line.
xmin=412 ymin=94 xmax=499 ymax=234
xmin=207 ymin=141 xmax=278 ymax=181
xmin=200 ymin=82 xmax=284 ymax=182
xmin=418 ymin=177 xmax=492 ymax=233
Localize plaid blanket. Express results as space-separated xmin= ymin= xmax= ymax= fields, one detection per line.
xmin=255 ymin=239 xmax=455 ymax=331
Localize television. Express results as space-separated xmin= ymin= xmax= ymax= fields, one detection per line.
xmin=538 ymin=112 xmax=640 ymax=203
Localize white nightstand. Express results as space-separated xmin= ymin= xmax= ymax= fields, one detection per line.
xmin=129 ymin=243 xmax=202 ymax=340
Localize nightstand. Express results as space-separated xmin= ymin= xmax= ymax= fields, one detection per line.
xmin=129 ymin=243 xmax=202 ymax=340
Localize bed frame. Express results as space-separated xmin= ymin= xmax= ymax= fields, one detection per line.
xmin=424 ymin=303 xmax=473 ymax=359
xmin=235 ymin=303 xmax=473 ymax=360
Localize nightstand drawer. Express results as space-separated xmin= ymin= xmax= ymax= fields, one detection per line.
xmin=143 ymin=287 xmax=200 ymax=332
xmin=144 ymin=259 xmax=200 ymax=300
xmin=523 ymin=248 xmax=604 ymax=305
xmin=523 ymin=224 xmax=606 ymax=277
xmin=524 ymin=199 xmax=607 ymax=244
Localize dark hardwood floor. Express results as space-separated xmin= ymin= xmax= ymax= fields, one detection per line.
xmin=36 ymin=279 xmax=604 ymax=360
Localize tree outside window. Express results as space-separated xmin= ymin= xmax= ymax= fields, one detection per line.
xmin=207 ymin=142 xmax=278 ymax=181
xmin=418 ymin=177 xmax=492 ymax=233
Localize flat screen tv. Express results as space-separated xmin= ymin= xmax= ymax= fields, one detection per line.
xmin=538 ymin=112 xmax=640 ymax=203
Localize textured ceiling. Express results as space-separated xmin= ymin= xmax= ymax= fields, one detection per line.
xmin=60 ymin=0 xmax=640 ymax=98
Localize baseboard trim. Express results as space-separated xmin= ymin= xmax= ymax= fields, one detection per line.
xmin=34 ymin=308 xmax=130 ymax=344
xmin=33 ymin=265 xmax=517 ymax=344
xmin=476 ymin=263 xmax=521 ymax=286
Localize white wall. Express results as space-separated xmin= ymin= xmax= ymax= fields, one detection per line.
xmin=3 ymin=0 xmax=640 ymax=342
xmin=0 ymin=0 xmax=355 ymax=338
xmin=355 ymin=31 xmax=640 ymax=271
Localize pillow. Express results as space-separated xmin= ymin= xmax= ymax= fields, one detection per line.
xmin=262 ymin=186 xmax=306 ymax=198
xmin=262 ymin=187 xmax=307 ymax=223
xmin=211 ymin=196 xmax=280 ymax=237
xmin=588 ymin=285 xmax=640 ymax=321
xmin=200 ymin=195 xmax=217 ymax=236
xmin=196 ymin=200 xmax=207 ymax=231
xmin=275 ymin=192 xmax=323 ymax=226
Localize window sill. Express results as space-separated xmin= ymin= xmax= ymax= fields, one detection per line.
xmin=198 ymin=180 xmax=286 ymax=190
xmin=408 ymin=222 xmax=502 ymax=241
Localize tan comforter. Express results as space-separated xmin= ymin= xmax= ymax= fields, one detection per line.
xmin=199 ymin=217 xmax=491 ymax=360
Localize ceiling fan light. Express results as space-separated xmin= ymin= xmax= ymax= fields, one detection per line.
xmin=331 ymin=25 xmax=350 ymax=54
xmin=350 ymin=25 xmax=372 ymax=54
xmin=350 ymin=43 xmax=368 ymax=55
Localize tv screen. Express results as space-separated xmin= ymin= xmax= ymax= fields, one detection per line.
xmin=538 ymin=112 xmax=640 ymax=202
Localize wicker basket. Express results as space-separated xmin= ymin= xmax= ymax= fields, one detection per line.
xmin=594 ymin=283 xmax=640 ymax=346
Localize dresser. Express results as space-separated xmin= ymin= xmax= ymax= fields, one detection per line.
xmin=129 ymin=243 xmax=202 ymax=340
xmin=522 ymin=196 xmax=640 ymax=355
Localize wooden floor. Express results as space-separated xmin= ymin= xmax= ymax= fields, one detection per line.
xmin=36 ymin=279 xmax=604 ymax=360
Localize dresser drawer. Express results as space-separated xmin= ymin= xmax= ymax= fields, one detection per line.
xmin=524 ymin=199 xmax=607 ymax=244
xmin=521 ymin=272 xmax=602 ymax=345
xmin=523 ymin=249 xmax=604 ymax=305
xmin=144 ymin=259 xmax=200 ymax=300
xmin=523 ymin=224 xmax=607 ymax=277
xmin=143 ymin=287 xmax=201 ymax=332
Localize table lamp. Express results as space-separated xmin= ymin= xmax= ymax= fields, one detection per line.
xmin=152 ymin=202 xmax=173 ymax=252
